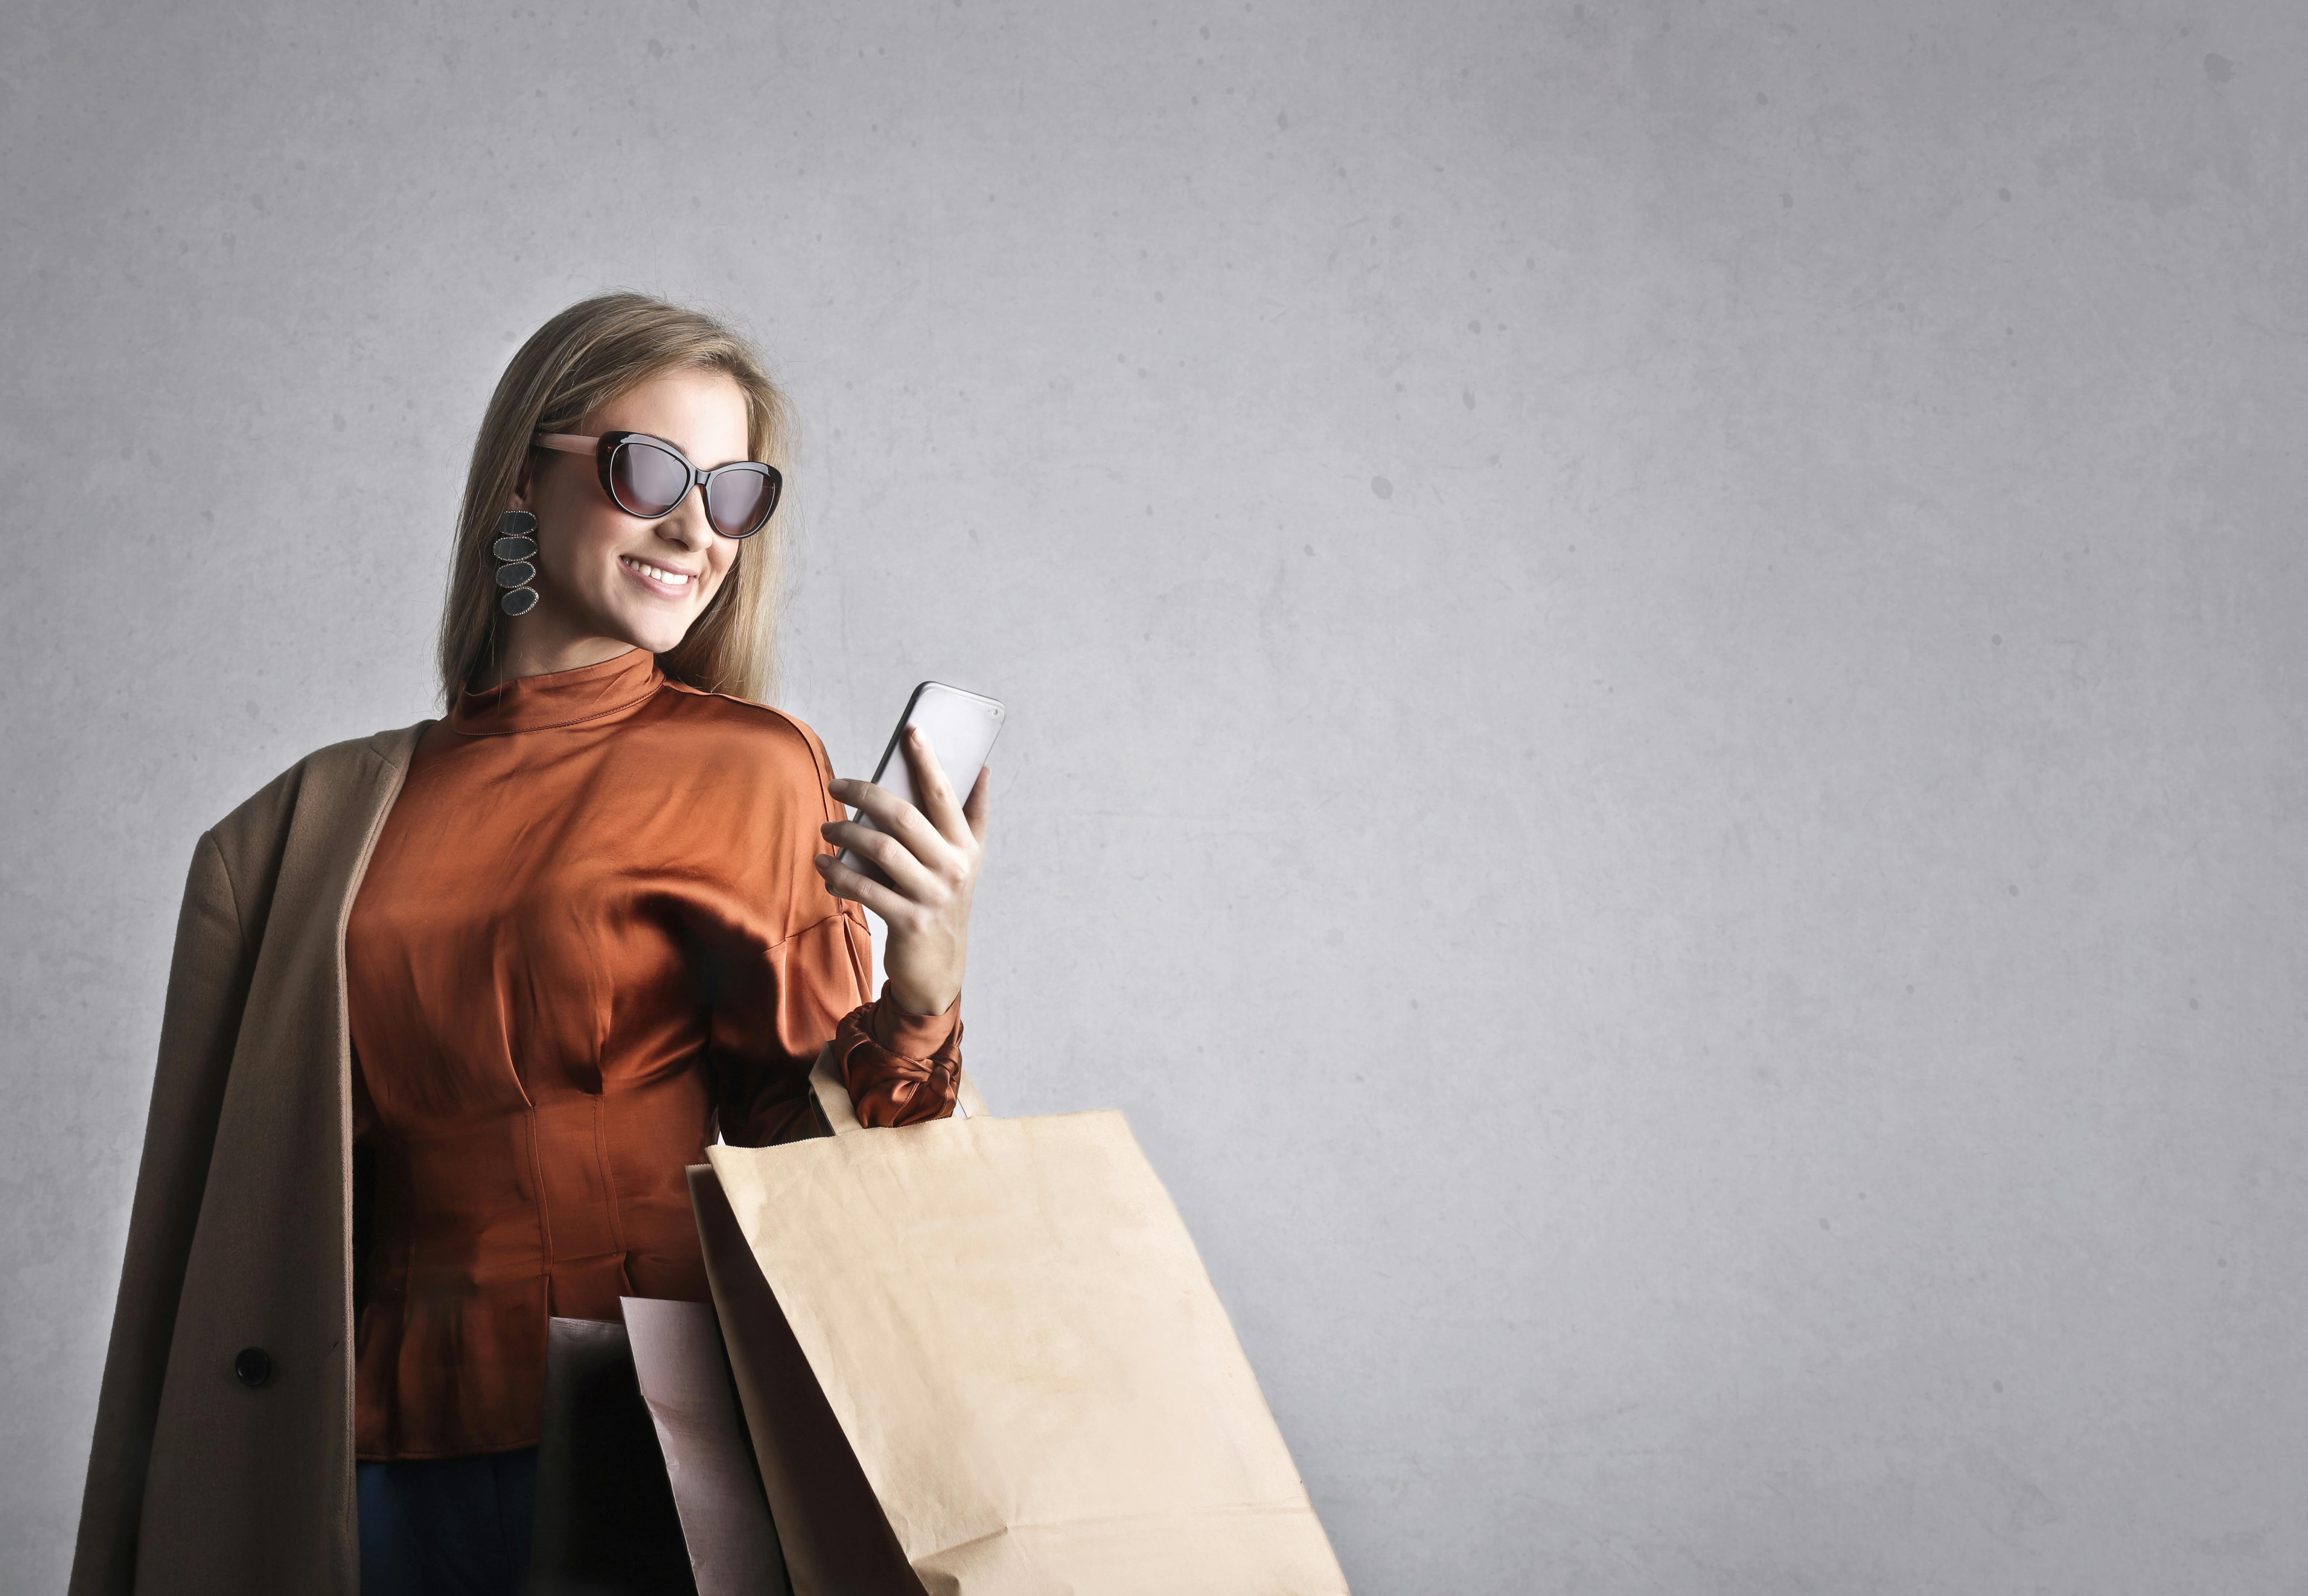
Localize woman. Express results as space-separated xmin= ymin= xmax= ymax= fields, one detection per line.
xmin=68 ymin=293 xmax=987 ymax=1596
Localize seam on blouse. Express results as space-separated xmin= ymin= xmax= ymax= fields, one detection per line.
xmin=659 ymin=684 xmax=845 ymax=824
xmin=763 ymin=904 xmax=859 ymax=959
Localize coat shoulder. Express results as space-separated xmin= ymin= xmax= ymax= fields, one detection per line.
xmin=205 ymin=720 xmax=435 ymax=892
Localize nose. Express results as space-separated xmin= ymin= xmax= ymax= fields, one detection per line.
xmin=656 ymin=488 xmax=715 ymax=553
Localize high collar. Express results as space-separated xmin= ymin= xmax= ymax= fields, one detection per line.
xmin=448 ymin=647 xmax=664 ymax=737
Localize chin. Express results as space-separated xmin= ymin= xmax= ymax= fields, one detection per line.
xmin=617 ymin=615 xmax=694 ymax=654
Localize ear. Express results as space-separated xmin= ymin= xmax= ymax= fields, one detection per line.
xmin=507 ymin=452 xmax=538 ymax=513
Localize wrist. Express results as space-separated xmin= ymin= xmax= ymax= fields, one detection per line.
xmin=885 ymin=980 xmax=961 ymax=1018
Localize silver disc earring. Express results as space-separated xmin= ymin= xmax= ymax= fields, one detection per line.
xmin=494 ymin=511 xmax=540 ymax=615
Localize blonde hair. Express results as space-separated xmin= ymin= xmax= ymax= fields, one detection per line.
xmin=436 ymin=292 xmax=794 ymax=706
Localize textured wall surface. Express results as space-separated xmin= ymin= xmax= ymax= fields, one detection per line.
xmin=4 ymin=2 xmax=2304 ymax=1591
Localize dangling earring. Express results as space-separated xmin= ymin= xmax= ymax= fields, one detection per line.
xmin=494 ymin=510 xmax=540 ymax=615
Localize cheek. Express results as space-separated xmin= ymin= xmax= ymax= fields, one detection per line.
xmin=539 ymin=499 xmax=626 ymax=584
xmin=704 ymin=547 xmax=742 ymax=597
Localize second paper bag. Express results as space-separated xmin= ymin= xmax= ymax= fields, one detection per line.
xmin=693 ymin=1053 xmax=1347 ymax=1596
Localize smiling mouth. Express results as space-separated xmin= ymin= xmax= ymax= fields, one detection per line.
xmin=620 ymin=554 xmax=697 ymax=591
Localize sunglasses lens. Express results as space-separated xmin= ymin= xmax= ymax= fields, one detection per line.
xmin=609 ymin=439 xmax=691 ymax=518
xmin=706 ymin=469 xmax=778 ymax=538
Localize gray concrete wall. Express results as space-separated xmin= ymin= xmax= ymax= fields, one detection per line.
xmin=5 ymin=1 xmax=2303 ymax=1590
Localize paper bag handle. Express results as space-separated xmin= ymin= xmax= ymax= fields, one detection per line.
xmin=807 ymin=1043 xmax=988 ymax=1136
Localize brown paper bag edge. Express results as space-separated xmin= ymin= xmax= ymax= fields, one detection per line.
xmin=688 ymin=1161 xmax=925 ymax=1596
xmin=710 ymin=1108 xmax=1351 ymax=1591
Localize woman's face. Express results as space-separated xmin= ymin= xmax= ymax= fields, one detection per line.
xmin=512 ymin=367 xmax=753 ymax=659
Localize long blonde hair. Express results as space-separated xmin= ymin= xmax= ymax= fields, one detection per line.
xmin=436 ymin=292 xmax=795 ymax=706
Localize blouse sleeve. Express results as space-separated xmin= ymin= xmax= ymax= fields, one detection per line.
xmin=832 ymin=983 xmax=964 ymax=1127
xmin=695 ymin=701 xmax=966 ymax=1143
xmin=704 ymin=907 xmax=964 ymax=1144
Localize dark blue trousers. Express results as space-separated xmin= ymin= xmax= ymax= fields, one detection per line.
xmin=357 ymin=1446 xmax=539 ymax=1596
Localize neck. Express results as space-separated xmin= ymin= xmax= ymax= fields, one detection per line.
xmin=470 ymin=619 xmax=643 ymax=691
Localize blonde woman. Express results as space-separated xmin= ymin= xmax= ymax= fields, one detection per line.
xmin=71 ymin=293 xmax=989 ymax=1596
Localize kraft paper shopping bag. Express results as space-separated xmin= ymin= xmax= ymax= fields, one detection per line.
xmin=690 ymin=1048 xmax=1348 ymax=1596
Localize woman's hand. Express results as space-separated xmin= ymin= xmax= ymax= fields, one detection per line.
xmin=815 ymin=726 xmax=991 ymax=1017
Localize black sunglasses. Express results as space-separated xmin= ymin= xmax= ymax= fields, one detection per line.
xmin=535 ymin=431 xmax=782 ymax=539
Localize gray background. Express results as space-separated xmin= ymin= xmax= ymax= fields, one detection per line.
xmin=4 ymin=0 xmax=2301 ymax=1590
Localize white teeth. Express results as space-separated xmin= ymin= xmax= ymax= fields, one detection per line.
xmin=624 ymin=556 xmax=692 ymax=586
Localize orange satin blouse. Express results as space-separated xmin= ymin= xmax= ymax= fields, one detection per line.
xmin=345 ymin=646 xmax=961 ymax=1461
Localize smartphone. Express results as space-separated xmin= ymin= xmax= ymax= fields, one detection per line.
xmin=837 ymin=681 xmax=1005 ymax=886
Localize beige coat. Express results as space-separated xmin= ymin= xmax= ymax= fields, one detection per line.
xmin=71 ymin=723 xmax=430 ymax=1595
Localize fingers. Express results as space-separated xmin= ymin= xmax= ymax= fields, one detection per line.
xmin=812 ymin=851 xmax=912 ymax=922
xmin=816 ymin=818 xmax=935 ymax=897
xmin=900 ymin=727 xmax=973 ymax=847
xmin=821 ymin=730 xmax=988 ymax=927
xmin=830 ymin=769 xmax=945 ymax=862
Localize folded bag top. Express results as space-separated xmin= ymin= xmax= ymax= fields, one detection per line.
xmin=693 ymin=1047 xmax=1350 ymax=1596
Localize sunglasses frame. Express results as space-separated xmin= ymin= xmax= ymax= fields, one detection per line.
xmin=534 ymin=431 xmax=782 ymax=539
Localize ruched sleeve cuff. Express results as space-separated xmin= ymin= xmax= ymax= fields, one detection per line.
xmin=833 ymin=985 xmax=963 ymax=1128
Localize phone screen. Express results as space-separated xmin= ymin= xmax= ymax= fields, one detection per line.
xmin=837 ymin=682 xmax=1004 ymax=884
